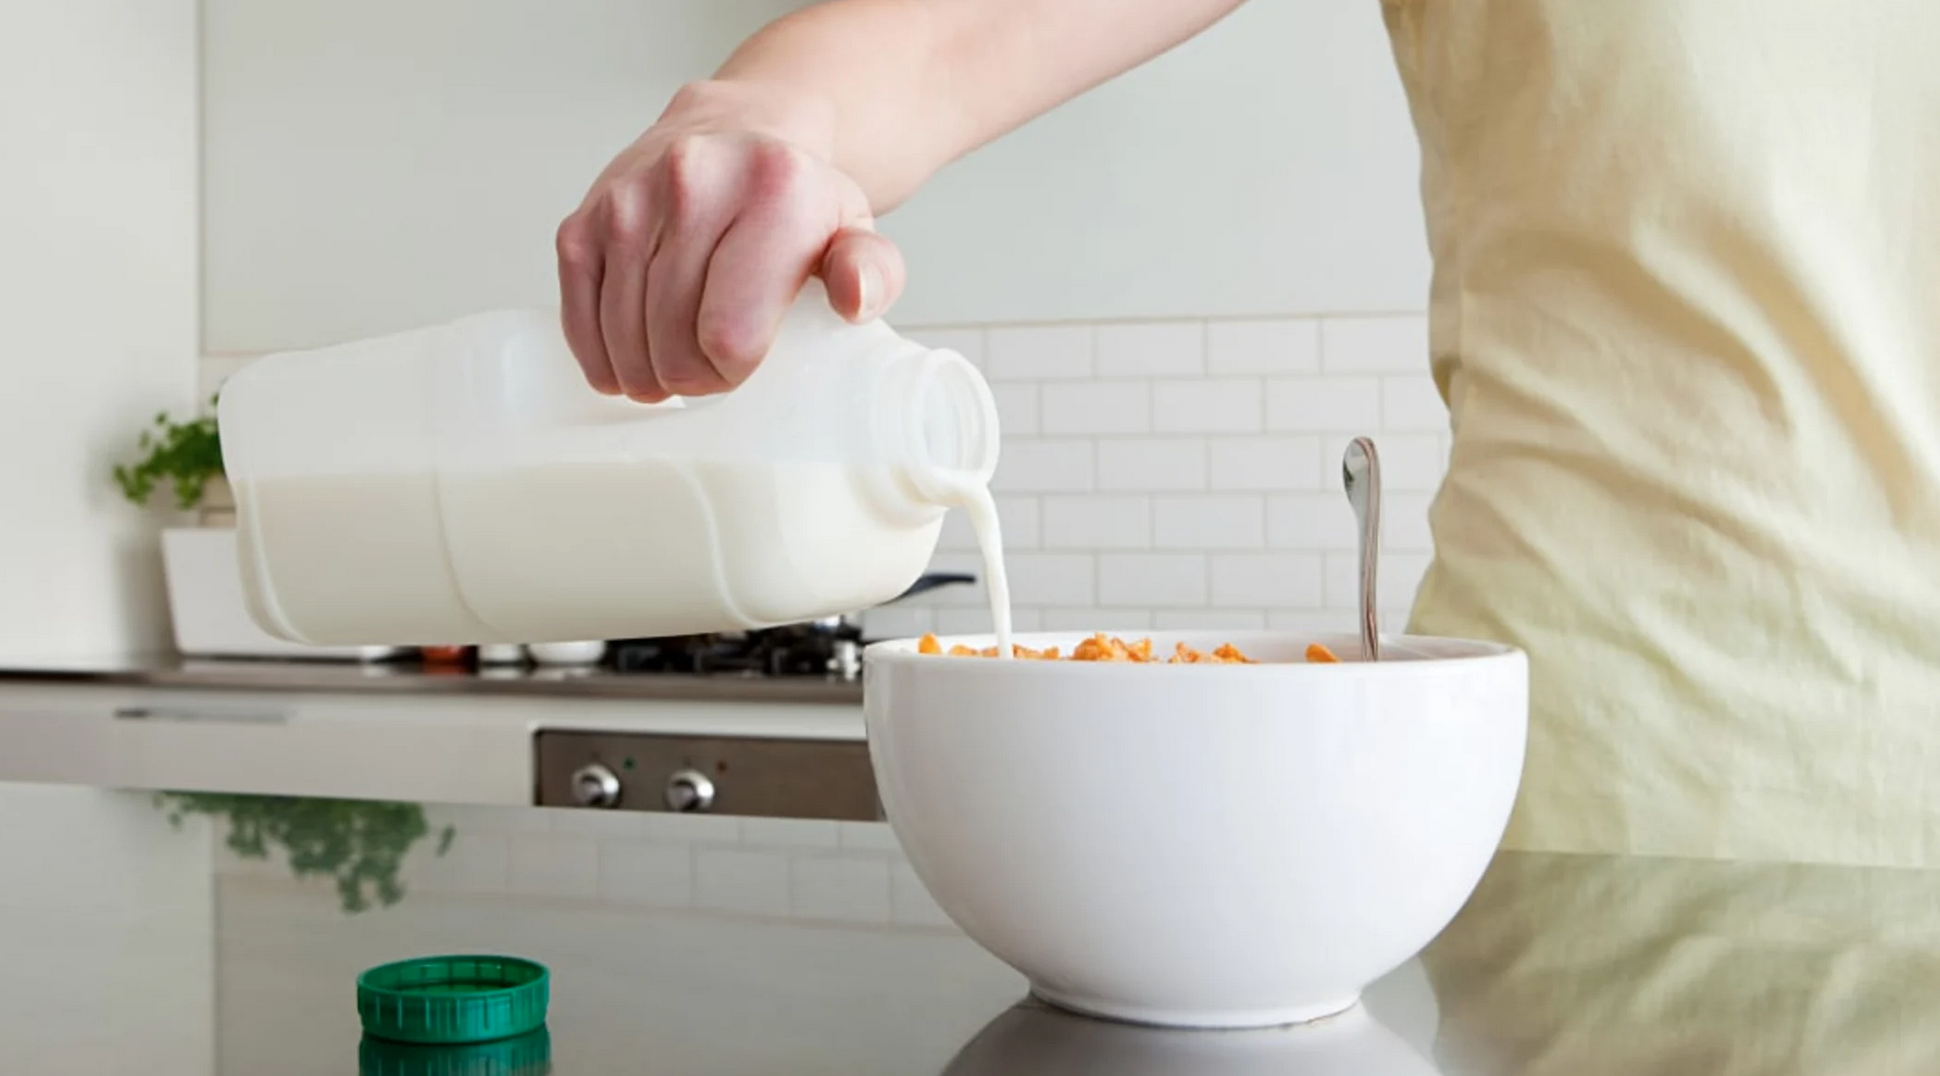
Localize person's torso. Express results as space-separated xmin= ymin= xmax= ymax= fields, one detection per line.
xmin=1381 ymin=0 xmax=1940 ymax=866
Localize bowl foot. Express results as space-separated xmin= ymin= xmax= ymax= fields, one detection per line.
xmin=1028 ymin=985 xmax=1361 ymax=1030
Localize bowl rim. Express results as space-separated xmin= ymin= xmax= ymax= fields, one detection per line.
xmin=862 ymin=629 xmax=1523 ymax=673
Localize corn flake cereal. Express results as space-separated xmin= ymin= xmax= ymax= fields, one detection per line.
xmin=915 ymin=632 xmax=1341 ymax=664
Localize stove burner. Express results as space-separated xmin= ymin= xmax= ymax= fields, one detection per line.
xmin=602 ymin=571 xmax=975 ymax=681
xmin=608 ymin=622 xmax=864 ymax=679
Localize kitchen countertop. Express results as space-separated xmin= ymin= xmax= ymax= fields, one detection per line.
xmin=0 ymin=655 xmax=864 ymax=705
xmin=41 ymin=835 xmax=1940 ymax=1075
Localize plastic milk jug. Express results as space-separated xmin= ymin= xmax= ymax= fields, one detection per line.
xmin=215 ymin=282 xmax=1000 ymax=646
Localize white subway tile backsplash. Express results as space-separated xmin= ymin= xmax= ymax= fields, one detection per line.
xmin=1153 ymin=379 xmax=1263 ymax=433
xmin=1096 ymin=322 xmax=1205 ymax=377
xmin=597 ymin=841 xmax=693 ymax=906
xmin=931 ymin=608 xmax=990 ymax=635
xmin=695 ymin=848 xmax=792 ymax=916
xmin=908 ymin=327 xmax=987 ymax=368
xmin=1320 ymin=316 xmax=1428 ymax=374
xmin=1207 ymin=319 xmax=1320 ymax=375
xmin=1320 ymin=433 xmax=1445 ymax=492
xmin=1381 ymin=373 xmax=1447 ymax=432
xmin=1268 ymin=609 xmax=1351 ymax=635
xmin=1383 ymin=491 xmax=1436 ymax=551
xmin=790 ymin=855 xmax=892 ymax=923
xmin=857 ymin=606 xmax=934 ymax=640
xmin=1154 ymin=609 xmax=1268 ymax=630
xmin=1266 ymin=493 xmax=1356 ymax=551
xmin=1323 ymin=551 xmax=1358 ymax=610
xmin=986 ymin=325 xmax=1092 ymax=379
xmin=1381 ymin=551 xmax=1433 ymax=610
xmin=1266 ymin=378 xmax=1382 ymax=432
xmin=991 ymin=382 xmax=1040 ymax=436
xmin=1210 ymin=553 xmax=1324 ymax=609
xmin=1005 ymin=553 xmax=1096 ymax=607
xmin=992 ymin=440 xmax=1093 ymax=492
xmin=1043 ymin=496 xmax=1151 ymax=549
xmin=1099 ymin=554 xmax=1207 ymax=608
xmin=1153 ymin=496 xmax=1265 ymax=549
xmin=1208 ymin=436 xmax=1323 ymax=491
xmin=995 ymin=496 xmax=1043 ymax=548
xmin=941 ymin=495 xmax=1042 ymax=553
xmin=933 ymin=606 xmax=1043 ymax=634
xmin=1041 ymin=381 xmax=1151 ymax=435
xmin=1325 ymin=551 xmax=1426 ymax=611
xmin=1041 ymin=607 xmax=1150 ymax=630
xmin=1096 ymin=437 xmax=1207 ymax=491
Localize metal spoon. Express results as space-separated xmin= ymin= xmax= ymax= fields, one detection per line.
xmin=1341 ymin=437 xmax=1382 ymax=661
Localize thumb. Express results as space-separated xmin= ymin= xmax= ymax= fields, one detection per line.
xmin=820 ymin=225 xmax=907 ymax=323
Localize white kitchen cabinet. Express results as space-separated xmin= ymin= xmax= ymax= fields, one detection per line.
xmin=0 ymin=683 xmax=862 ymax=806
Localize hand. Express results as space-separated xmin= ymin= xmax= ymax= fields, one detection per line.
xmin=555 ymin=81 xmax=907 ymax=402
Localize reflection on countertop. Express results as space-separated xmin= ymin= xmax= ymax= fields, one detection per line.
xmin=0 ymin=654 xmax=863 ymax=705
xmin=200 ymin=843 xmax=1940 ymax=1074
xmin=1423 ymin=851 xmax=1940 ymax=1075
xmin=12 ymin=775 xmax=1940 ymax=1076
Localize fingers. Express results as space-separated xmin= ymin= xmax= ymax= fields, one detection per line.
xmin=820 ymin=227 xmax=906 ymax=324
xmin=648 ymin=138 xmax=777 ymax=394
xmin=555 ymin=212 xmax=617 ymax=395
xmin=556 ymin=130 xmax=903 ymax=402
xmin=692 ymin=145 xmax=835 ymax=385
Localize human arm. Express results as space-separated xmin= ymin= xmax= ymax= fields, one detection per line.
xmin=556 ymin=0 xmax=1249 ymax=400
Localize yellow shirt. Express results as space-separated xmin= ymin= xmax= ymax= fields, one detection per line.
xmin=1383 ymin=0 xmax=1940 ymax=866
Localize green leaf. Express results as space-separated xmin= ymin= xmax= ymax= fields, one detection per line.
xmin=113 ymin=407 xmax=222 ymax=509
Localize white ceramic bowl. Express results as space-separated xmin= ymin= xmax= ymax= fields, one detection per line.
xmin=863 ymin=630 xmax=1527 ymax=1029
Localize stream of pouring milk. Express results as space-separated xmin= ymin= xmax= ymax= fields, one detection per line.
xmin=939 ymin=480 xmax=1013 ymax=659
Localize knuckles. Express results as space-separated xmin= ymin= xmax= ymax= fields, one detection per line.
xmin=554 ymin=215 xmax=598 ymax=270
xmin=696 ymin=314 xmax=763 ymax=372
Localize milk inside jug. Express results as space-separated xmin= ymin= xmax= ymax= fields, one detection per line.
xmin=216 ymin=281 xmax=1001 ymax=646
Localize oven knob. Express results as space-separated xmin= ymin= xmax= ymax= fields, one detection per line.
xmin=664 ymin=768 xmax=716 ymax=812
xmin=571 ymin=763 xmax=622 ymax=808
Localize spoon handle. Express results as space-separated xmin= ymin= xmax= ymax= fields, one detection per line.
xmin=1344 ymin=437 xmax=1382 ymax=662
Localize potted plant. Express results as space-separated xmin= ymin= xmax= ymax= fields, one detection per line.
xmin=113 ymin=401 xmax=229 ymax=526
xmin=115 ymin=397 xmax=389 ymax=659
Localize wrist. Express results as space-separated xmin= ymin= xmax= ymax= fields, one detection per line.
xmin=658 ymin=79 xmax=839 ymax=162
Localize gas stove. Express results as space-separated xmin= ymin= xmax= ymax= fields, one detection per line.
xmin=600 ymin=570 xmax=976 ymax=682
xmin=532 ymin=575 xmax=976 ymax=819
xmin=535 ymin=631 xmax=882 ymax=816
xmin=607 ymin=621 xmax=866 ymax=681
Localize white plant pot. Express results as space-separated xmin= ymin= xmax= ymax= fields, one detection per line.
xmin=160 ymin=528 xmax=394 ymax=661
xmin=526 ymin=640 xmax=606 ymax=666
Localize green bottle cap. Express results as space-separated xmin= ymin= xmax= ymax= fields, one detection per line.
xmin=356 ymin=955 xmax=550 ymax=1046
